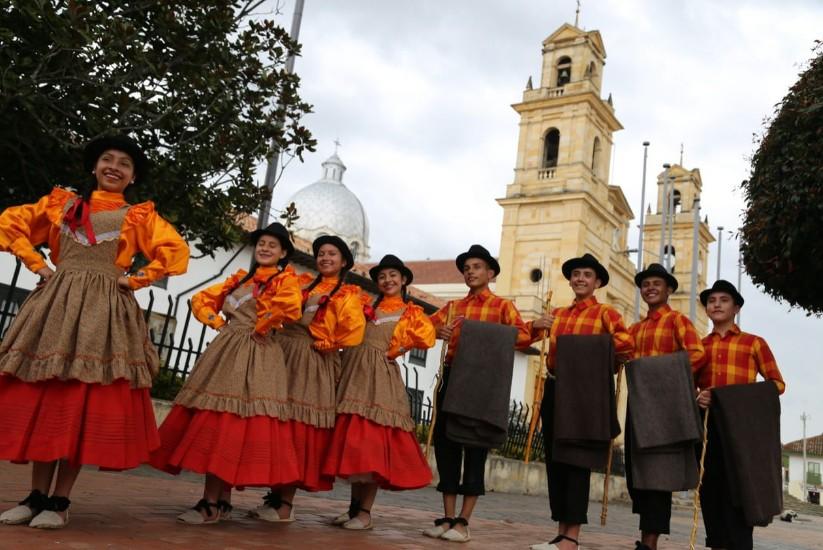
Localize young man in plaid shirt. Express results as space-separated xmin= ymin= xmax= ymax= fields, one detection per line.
xmin=627 ymin=263 xmax=705 ymax=550
xmin=424 ymin=244 xmax=551 ymax=543
xmin=694 ymin=280 xmax=785 ymax=550
xmin=531 ymin=253 xmax=634 ymax=550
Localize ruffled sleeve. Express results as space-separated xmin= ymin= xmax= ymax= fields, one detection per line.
xmin=310 ymin=284 xmax=367 ymax=351
xmin=120 ymin=201 xmax=190 ymax=289
xmin=387 ymin=303 xmax=436 ymax=359
xmin=0 ymin=187 xmax=74 ymax=273
xmin=255 ymin=268 xmax=303 ymax=335
xmin=191 ymin=272 xmax=244 ymax=330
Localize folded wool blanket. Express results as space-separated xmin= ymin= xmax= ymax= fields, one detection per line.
xmin=442 ymin=320 xmax=518 ymax=448
xmin=551 ymin=334 xmax=619 ymax=470
xmin=712 ymin=381 xmax=783 ymax=527
xmin=625 ymin=351 xmax=701 ymax=491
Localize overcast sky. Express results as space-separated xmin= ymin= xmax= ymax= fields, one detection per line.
xmin=261 ymin=0 xmax=823 ymax=442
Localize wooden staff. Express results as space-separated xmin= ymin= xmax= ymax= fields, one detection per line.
xmin=690 ymin=408 xmax=711 ymax=550
xmin=425 ymin=302 xmax=455 ymax=459
xmin=524 ymin=290 xmax=552 ymax=464
xmin=600 ymin=363 xmax=625 ymax=526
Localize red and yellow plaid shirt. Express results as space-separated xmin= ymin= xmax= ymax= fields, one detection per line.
xmin=696 ymin=324 xmax=785 ymax=394
xmin=430 ymin=287 xmax=533 ymax=364
xmin=547 ymin=296 xmax=634 ymax=373
xmin=629 ymin=304 xmax=706 ymax=371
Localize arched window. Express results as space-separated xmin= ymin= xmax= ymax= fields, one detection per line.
xmin=591 ymin=137 xmax=602 ymax=177
xmin=585 ymin=61 xmax=596 ymax=78
xmin=671 ymin=189 xmax=682 ymax=213
xmin=543 ymin=128 xmax=560 ymax=168
xmin=556 ymin=56 xmax=572 ymax=87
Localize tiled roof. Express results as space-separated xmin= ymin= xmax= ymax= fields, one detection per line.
xmin=783 ymin=433 xmax=823 ymax=457
xmin=359 ymin=259 xmax=465 ymax=285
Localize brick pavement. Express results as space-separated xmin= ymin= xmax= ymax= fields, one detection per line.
xmin=0 ymin=462 xmax=821 ymax=549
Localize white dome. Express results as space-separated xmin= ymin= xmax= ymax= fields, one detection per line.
xmin=285 ymin=153 xmax=370 ymax=261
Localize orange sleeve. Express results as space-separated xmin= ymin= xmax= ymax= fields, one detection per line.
xmin=753 ymin=336 xmax=786 ymax=394
xmin=255 ymin=269 xmax=303 ymax=335
xmin=674 ymin=314 xmax=707 ymax=372
xmin=502 ymin=299 xmax=534 ymax=349
xmin=602 ymin=306 xmax=635 ymax=365
xmin=191 ymin=271 xmax=245 ymax=330
xmin=120 ymin=201 xmax=189 ymax=289
xmin=0 ymin=188 xmax=73 ymax=273
xmin=311 ymin=285 xmax=366 ymax=351
xmin=387 ymin=303 xmax=436 ymax=359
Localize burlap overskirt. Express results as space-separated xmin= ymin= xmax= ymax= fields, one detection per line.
xmin=0 ymin=268 xmax=158 ymax=388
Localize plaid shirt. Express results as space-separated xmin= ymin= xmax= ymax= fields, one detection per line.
xmin=547 ymin=296 xmax=634 ymax=373
xmin=629 ymin=304 xmax=706 ymax=371
xmin=430 ymin=287 xmax=533 ymax=364
xmin=696 ymin=324 xmax=786 ymax=394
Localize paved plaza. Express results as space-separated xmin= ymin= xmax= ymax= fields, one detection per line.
xmin=0 ymin=462 xmax=821 ymax=549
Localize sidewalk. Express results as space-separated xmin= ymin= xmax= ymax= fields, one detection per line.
xmin=0 ymin=462 xmax=820 ymax=549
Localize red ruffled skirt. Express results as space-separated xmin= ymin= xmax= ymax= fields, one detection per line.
xmin=322 ymin=413 xmax=432 ymax=490
xmin=150 ymin=405 xmax=334 ymax=491
xmin=0 ymin=375 xmax=159 ymax=470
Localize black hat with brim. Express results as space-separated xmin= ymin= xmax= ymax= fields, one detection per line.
xmin=369 ymin=254 xmax=414 ymax=286
xmin=83 ymin=134 xmax=149 ymax=183
xmin=249 ymin=222 xmax=295 ymax=259
xmin=561 ymin=253 xmax=610 ymax=287
xmin=312 ymin=235 xmax=354 ymax=270
xmin=455 ymin=244 xmax=500 ymax=277
xmin=700 ymin=279 xmax=744 ymax=307
xmin=635 ymin=262 xmax=678 ymax=291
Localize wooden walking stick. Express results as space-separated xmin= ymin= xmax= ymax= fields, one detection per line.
xmin=600 ymin=363 xmax=625 ymax=526
xmin=425 ymin=302 xmax=455 ymax=459
xmin=690 ymin=408 xmax=711 ymax=550
xmin=524 ymin=290 xmax=552 ymax=464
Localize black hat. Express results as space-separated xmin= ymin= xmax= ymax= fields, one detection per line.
xmin=312 ymin=235 xmax=354 ymax=270
xmin=700 ymin=280 xmax=744 ymax=307
xmin=249 ymin=222 xmax=295 ymax=260
xmin=635 ymin=263 xmax=678 ymax=291
xmin=561 ymin=253 xmax=610 ymax=287
xmin=455 ymin=244 xmax=500 ymax=277
xmin=369 ymin=254 xmax=413 ymax=286
xmin=83 ymin=134 xmax=149 ymax=183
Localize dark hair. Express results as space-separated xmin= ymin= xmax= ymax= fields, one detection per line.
xmin=226 ymin=263 xmax=285 ymax=296
xmin=372 ymin=285 xmax=409 ymax=310
xmin=303 ymin=269 xmax=349 ymax=310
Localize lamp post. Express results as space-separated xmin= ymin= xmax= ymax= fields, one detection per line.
xmin=634 ymin=141 xmax=650 ymax=322
xmin=689 ymin=198 xmax=700 ymax=322
xmin=716 ymin=226 xmax=724 ymax=281
xmin=659 ymin=163 xmax=671 ymax=263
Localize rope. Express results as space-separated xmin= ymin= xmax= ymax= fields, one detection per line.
xmin=600 ymin=364 xmax=624 ymax=526
xmin=425 ymin=302 xmax=455 ymax=459
xmin=690 ymin=407 xmax=711 ymax=550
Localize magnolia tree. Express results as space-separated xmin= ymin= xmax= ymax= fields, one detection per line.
xmin=740 ymin=43 xmax=823 ymax=314
xmin=0 ymin=0 xmax=315 ymax=255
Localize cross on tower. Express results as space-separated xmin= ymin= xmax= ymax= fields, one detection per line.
xmin=333 ymin=138 xmax=342 ymax=154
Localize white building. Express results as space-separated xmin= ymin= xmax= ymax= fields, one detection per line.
xmin=783 ymin=433 xmax=823 ymax=504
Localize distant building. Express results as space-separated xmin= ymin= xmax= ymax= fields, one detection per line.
xmin=783 ymin=433 xmax=823 ymax=503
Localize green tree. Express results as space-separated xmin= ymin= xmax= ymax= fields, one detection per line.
xmin=0 ymin=0 xmax=315 ymax=255
xmin=741 ymin=43 xmax=823 ymax=314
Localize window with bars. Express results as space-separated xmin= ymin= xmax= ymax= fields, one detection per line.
xmin=409 ymin=347 xmax=427 ymax=367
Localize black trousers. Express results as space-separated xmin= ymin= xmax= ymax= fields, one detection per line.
xmin=541 ymin=378 xmax=591 ymax=525
xmin=700 ymin=411 xmax=753 ymax=550
xmin=433 ymin=367 xmax=489 ymax=496
xmin=625 ymin=414 xmax=672 ymax=534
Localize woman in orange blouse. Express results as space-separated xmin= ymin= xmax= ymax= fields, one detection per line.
xmin=323 ymin=254 xmax=435 ymax=530
xmin=0 ymin=135 xmax=189 ymax=529
xmin=150 ymin=222 xmax=302 ymax=524
xmin=249 ymin=235 xmax=366 ymax=523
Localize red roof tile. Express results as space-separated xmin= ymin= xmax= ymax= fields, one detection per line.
xmin=784 ymin=433 xmax=823 ymax=457
xmin=359 ymin=259 xmax=465 ymax=285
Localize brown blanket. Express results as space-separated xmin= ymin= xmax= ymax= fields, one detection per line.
xmin=712 ymin=381 xmax=783 ymax=527
xmin=551 ymin=334 xmax=619 ymax=469
xmin=626 ymin=351 xmax=701 ymax=491
xmin=442 ymin=320 xmax=518 ymax=448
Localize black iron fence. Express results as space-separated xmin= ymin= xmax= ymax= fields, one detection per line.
xmin=0 ymin=258 xmax=623 ymax=466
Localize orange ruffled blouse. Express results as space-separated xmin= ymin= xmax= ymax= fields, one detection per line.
xmin=0 ymin=187 xmax=189 ymax=290
xmin=191 ymin=266 xmax=302 ymax=335
xmin=374 ymin=295 xmax=436 ymax=360
xmin=299 ymin=272 xmax=366 ymax=352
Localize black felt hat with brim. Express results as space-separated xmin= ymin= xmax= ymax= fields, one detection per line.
xmin=312 ymin=235 xmax=354 ymax=270
xmin=455 ymin=244 xmax=500 ymax=277
xmin=561 ymin=253 xmax=610 ymax=287
xmin=249 ymin=222 xmax=295 ymax=259
xmin=635 ymin=262 xmax=678 ymax=291
xmin=700 ymin=279 xmax=744 ymax=307
xmin=83 ymin=134 xmax=149 ymax=183
xmin=369 ymin=254 xmax=413 ymax=285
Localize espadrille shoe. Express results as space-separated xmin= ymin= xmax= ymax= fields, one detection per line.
xmin=176 ymin=499 xmax=219 ymax=525
xmin=422 ymin=517 xmax=454 ymax=538
xmin=29 ymin=496 xmax=71 ymax=530
xmin=0 ymin=490 xmax=48 ymax=525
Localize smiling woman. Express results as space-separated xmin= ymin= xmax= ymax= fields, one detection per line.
xmin=0 ymin=134 xmax=189 ymax=530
